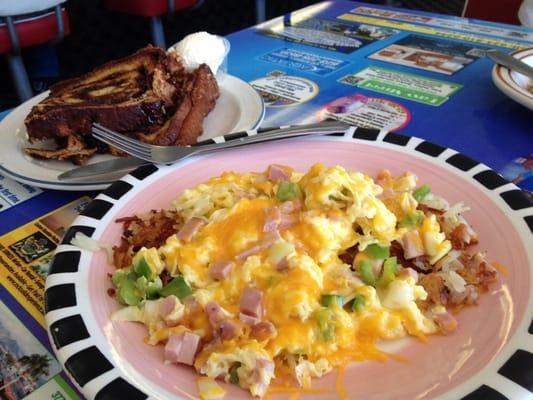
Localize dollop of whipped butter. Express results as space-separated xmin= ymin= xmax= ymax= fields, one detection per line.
xmin=171 ymin=31 xmax=226 ymax=74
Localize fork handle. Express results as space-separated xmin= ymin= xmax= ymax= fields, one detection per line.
xmin=190 ymin=121 xmax=350 ymax=154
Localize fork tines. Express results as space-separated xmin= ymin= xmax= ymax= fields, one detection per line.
xmin=91 ymin=123 xmax=151 ymax=160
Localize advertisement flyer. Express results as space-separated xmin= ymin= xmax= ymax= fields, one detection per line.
xmin=250 ymin=72 xmax=319 ymax=107
xmin=258 ymin=17 xmax=398 ymax=53
xmin=0 ymin=300 xmax=79 ymax=399
xmin=337 ymin=13 xmax=526 ymax=49
xmin=0 ymin=197 xmax=90 ymax=328
xmin=259 ymin=47 xmax=350 ymax=76
xmin=501 ymin=154 xmax=533 ymax=192
xmin=368 ymin=35 xmax=484 ymax=75
xmin=317 ymin=94 xmax=410 ymax=131
xmin=0 ymin=174 xmax=41 ymax=214
xmin=339 ymin=66 xmax=462 ymax=106
xmin=350 ymin=6 xmax=533 ymax=42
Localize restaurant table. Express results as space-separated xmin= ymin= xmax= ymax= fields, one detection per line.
xmin=0 ymin=1 xmax=531 ymax=399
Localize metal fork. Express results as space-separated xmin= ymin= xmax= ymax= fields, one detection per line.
xmin=91 ymin=120 xmax=350 ymax=164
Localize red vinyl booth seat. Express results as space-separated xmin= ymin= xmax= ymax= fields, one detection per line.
xmin=104 ymin=0 xmax=198 ymax=17
xmin=0 ymin=8 xmax=70 ymax=54
xmin=463 ymin=0 xmax=522 ymax=25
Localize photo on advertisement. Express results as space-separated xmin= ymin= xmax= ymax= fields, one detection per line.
xmin=368 ymin=35 xmax=485 ymax=75
xmin=250 ymin=72 xmax=319 ymax=107
xmin=38 ymin=197 xmax=90 ymax=240
xmin=0 ymin=197 xmax=91 ymax=327
xmin=351 ymin=6 xmax=433 ymax=23
xmin=316 ymin=94 xmax=411 ymax=131
xmin=258 ymin=17 xmax=399 ymax=53
xmin=0 ymin=300 xmax=74 ymax=399
xmin=501 ymin=154 xmax=533 ymax=193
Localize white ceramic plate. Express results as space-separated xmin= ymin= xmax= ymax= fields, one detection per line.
xmin=0 ymin=75 xmax=265 ymax=191
xmin=45 ymin=129 xmax=533 ymax=400
xmin=492 ymin=47 xmax=533 ymax=110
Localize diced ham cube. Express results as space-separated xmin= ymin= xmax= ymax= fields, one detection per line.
xmin=184 ymin=297 xmax=202 ymax=314
xmin=164 ymin=331 xmax=201 ymax=365
xmin=250 ymin=358 xmax=275 ymax=395
xmin=236 ymin=189 xmax=254 ymax=199
xmin=254 ymin=384 xmax=268 ymax=398
xmin=449 ymin=284 xmax=478 ymax=306
xmin=235 ymin=244 xmax=263 ymax=262
xmin=159 ymin=295 xmax=184 ymax=326
xmin=205 ymin=302 xmax=242 ymax=340
xmin=276 ymin=257 xmax=290 ymax=272
xmin=240 ymin=287 xmax=263 ymax=319
xmin=263 ymin=207 xmax=281 ymax=232
xmin=267 ymin=164 xmax=291 ymax=182
xmin=159 ymin=295 xmax=178 ymax=318
xmin=256 ymin=358 xmax=275 ymax=375
xmin=177 ymin=217 xmax=206 ymax=242
xmin=278 ymin=213 xmax=298 ymax=230
xmin=400 ymin=230 xmax=424 ymax=259
xmin=434 ymin=311 xmax=457 ymax=334
xmin=239 ymin=312 xmax=260 ymax=326
xmin=251 ymin=321 xmax=277 ymax=341
xmin=264 ymin=229 xmax=282 ymax=242
xmin=205 ymin=301 xmax=226 ymax=329
xmin=279 ymin=200 xmax=301 ymax=213
xmin=219 ymin=319 xmax=242 ymax=340
xmin=236 ymin=240 xmax=275 ymax=262
xmin=209 ymin=260 xmax=234 ymax=281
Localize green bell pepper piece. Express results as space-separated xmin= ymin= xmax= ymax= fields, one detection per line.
xmin=364 ymin=244 xmax=390 ymax=259
xmin=145 ymin=277 xmax=163 ymax=299
xmin=377 ymin=257 xmax=398 ymax=288
xmin=316 ymin=308 xmax=335 ymax=341
xmin=276 ymin=181 xmax=302 ymax=201
xmin=229 ymin=362 xmax=241 ymax=384
xmin=320 ymin=294 xmax=344 ymax=308
xmin=359 ymin=260 xmax=377 ymax=287
xmin=351 ymin=294 xmax=366 ymax=313
xmin=134 ymin=256 xmax=155 ymax=280
xmin=399 ymin=210 xmax=424 ymax=228
xmin=135 ymin=276 xmax=163 ymax=299
xmin=160 ymin=276 xmax=192 ymax=299
xmin=413 ymin=184 xmax=431 ymax=202
xmin=111 ymin=268 xmax=134 ymax=287
xmin=117 ymin=278 xmax=142 ymax=306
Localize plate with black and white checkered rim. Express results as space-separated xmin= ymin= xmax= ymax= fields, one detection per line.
xmin=45 ymin=126 xmax=532 ymax=400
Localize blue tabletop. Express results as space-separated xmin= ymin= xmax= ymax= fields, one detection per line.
xmin=227 ymin=1 xmax=532 ymax=174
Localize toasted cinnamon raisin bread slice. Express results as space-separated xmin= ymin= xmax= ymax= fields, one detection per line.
xmin=25 ymin=46 xmax=171 ymax=142
xmin=24 ymin=45 xmax=219 ymax=165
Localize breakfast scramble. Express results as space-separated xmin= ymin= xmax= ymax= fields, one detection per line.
xmin=109 ymin=164 xmax=498 ymax=398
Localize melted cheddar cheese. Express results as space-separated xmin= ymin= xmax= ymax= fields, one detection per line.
xmin=112 ymin=164 xmax=455 ymax=398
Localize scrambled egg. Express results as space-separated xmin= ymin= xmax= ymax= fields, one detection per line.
xmin=112 ymin=164 xmax=455 ymax=397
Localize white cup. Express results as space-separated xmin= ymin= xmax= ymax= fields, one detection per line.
xmin=215 ymin=37 xmax=231 ymax=83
